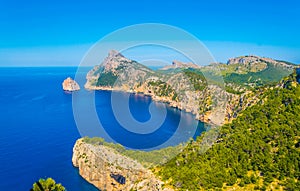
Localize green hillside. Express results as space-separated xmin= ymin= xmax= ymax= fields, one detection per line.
xmin=224 ymin=63 xmax=293 ymax=87
xmin=158 ymin=72 xmax=300 ymax=190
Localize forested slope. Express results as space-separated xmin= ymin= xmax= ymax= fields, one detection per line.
xmin=159 ymin=72 xmax=300 ymax=190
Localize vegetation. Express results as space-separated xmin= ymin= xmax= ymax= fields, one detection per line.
xmin=31 ymin=178 xmax=65 ymax=191
xmin=158 ymin=72 xmax=300 ymax=190
xmin=86 ymin=52 xmax=299 ymax=190
xmin=183 ymin=69 xmax=207 ymax=91
xmin=83 ymin=136 xmax=184 ymax=168
xmin=148 ymin=80 xmax=178 ymax=100
xmin=225 ymin=85 xmax=244 ymax=95
xmin=224 ymin=63 xmax=293 ymax=87
xmin=96 ymin=71 xmax=118 ymax=86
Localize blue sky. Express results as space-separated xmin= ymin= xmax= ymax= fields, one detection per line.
xmin=0 ymin=0 xmax=299 ymax=66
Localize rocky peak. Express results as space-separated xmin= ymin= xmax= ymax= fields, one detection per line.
xmin=172 ymin=60 xmax=199 ymax=68
xmin=160 ymin=60 xmax=200 ymax=70
xmin=102 ymin=50 xmax=131 ymax=72
xmin=227 ymin=55 xmax=262 ymax=65
xmin=108 ymin=49 xmax=124 ymax=59
xmin=227 ymin=55 xmax=294 ymax=69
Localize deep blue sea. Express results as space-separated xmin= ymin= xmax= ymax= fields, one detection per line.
xmin=0 ymin=67 xmax=204 ymax=191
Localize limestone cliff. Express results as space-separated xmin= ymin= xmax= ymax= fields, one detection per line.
xmin=227 ymin=55 xmax=294 ymax=70
xmin=85 ymin=50 xmax=229 ymax=125
xmin=160 ymin=60 xmax=201 ymax=70
xmin=84 ymin=50 xmax=295 ymax=125
xmin=62 ymin=77 xmax=80 ymax=91
xmin=72 ymin=138 xmax=173 ymax=191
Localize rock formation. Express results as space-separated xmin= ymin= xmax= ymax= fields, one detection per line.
xmin=84 ymin=50 xmax=227 ymax=124
xmin=62 ymin=77 xmax=80 ymax=91
xmin=227 ymin=55 xmax=294 ymax=69
xmin=160 ymin=60 xmax=201 ymax=70
xmin=72 ymin=138 xmax=173 ymax=191
xmin=77 ymin=51 xmax=297 ymax=190
xmin=84 ymin=50 xmax=295 ymax=125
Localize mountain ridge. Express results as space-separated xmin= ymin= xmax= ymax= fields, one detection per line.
xmin=84 ymin=50 xmax=295 ymax=124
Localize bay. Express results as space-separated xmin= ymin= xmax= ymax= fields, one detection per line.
xmin=0 ymin=67 xmax=204 ymax=190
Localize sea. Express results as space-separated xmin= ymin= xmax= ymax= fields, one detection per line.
xmin=0 ymin=67 xmax=205 ymax=191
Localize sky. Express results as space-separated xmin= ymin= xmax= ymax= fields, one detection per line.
xmin=0 ymin=0 xmax=299 ymax=66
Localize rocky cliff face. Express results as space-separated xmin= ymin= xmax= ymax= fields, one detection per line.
xmin=160 ymin=60 xmax=201 ymax=70
xmin=84 ymin=51 xmax=296 ymax=125
xmin=227 ymin=55 xmax=294 ymax=70
xmin=85 ymin=50 xmax=155 ymax=90
xmin=72 ymin=138 xmax=173 ymax=191
xmin=85 ymin=50 xmax=229 ymax=125
xmin=62 ymin=77 xmax=80 ymax=91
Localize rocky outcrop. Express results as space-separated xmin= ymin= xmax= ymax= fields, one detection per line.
xmin=84 ymin=50 xmax=229 ymax=125
xmin=227 ymin=55 xmax=294 ymax=69
xmin=84 ymin=51 xmax=296 ymax=125
xmin=62 ymin=77 xmax=80 ymax=91
xmin=160 ymin=60 xmax=201 ymax=70
xmin=85 ymin=50 xmax=156 ymax=90
xmin=72 ymin=138 xmax=173 ymax=191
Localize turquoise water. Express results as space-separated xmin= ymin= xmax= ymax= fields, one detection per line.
xmin=0 ymin=67 xmax=204 ymax=190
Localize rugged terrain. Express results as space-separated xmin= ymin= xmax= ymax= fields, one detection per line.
xmin=76 ymin=51 xmax=298 ymax=190
xmin=72 ymin=138 xmax=173 ymax=191
xmin=85 ymin=50 xmax=295 ymax=124
xmin=159 ymin=71 xmax=300 ymax=190
xmin=73 ymin=71 xmax=300 ymax=191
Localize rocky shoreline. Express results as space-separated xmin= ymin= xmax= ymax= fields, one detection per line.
xmin=84 ymin=83 xmax=252 ymax=126
xmin=85 ymin=83 xmax=215 ymax=123
xmin=72 ymin=138 xmax=173 ymax=191
xmin=84 ymin=51 xmax=282 ymax=126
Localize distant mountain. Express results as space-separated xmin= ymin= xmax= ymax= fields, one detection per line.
xmin=224 ymin=55 xmax=294 ymax=85
xmin=85 ymin=50 xmax=156 ymax=89
xmin=201 ymin=55 xmax=295 ymax=92
xmin=227 ymin=55 xmax=294 ymax=69
xmin=85 ymin=50 xmax=296 ymax=124
xmin=159 ymin=60 xmax=201 ymax=71
xmin=85 ymin=50 xmax=226 ymax=124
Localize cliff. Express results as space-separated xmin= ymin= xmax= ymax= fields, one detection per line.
xmin=227 ymin=55 xmax=294 ymax=69
xmin=62 ymin=77 xmax=80 ymax=91
xmin=72 ymin=138 xmax=173 ymax=191
xmin=84 ymin=51 xmax=295 ymax=124
xmin=85 ymin=50 xmax=226 ymax=124
xmin=160 ymin=60 xmax=201 ymax=70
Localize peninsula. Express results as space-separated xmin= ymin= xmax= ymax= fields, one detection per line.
xmin=84 ymin=50 xmax=294 ymax=124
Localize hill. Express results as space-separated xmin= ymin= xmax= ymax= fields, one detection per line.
xmin=202 ymin=55 xmax=294 ymax=93
xmin=84 ymin=51 xmax=296 ymax=124
xmin=158 ymin=71 xmax=300 ymax=190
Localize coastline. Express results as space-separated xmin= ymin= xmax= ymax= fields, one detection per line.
xmin=72 ymin=138 xmax=174 ymax=191
xmin=84 ymin=84 xmax=219 ymax=125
